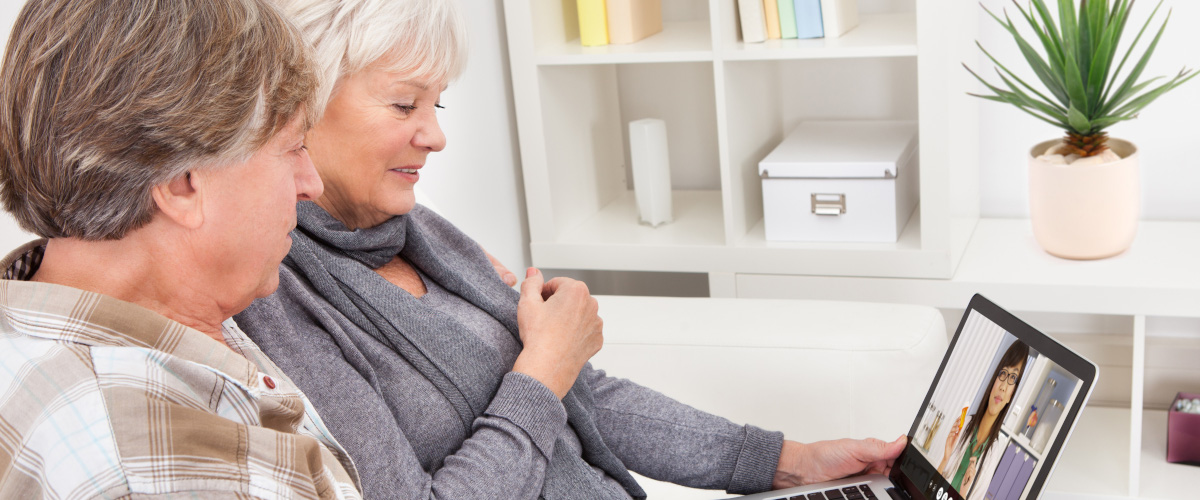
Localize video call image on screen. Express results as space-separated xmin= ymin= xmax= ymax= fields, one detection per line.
xmin=910 ymin=310 xmax=1083 ymax=500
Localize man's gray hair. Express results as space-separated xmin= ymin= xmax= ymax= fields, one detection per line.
xmin=0 ymin=0 xmax=317 ymax=240
xmin=276 ymin=0 xmax=468 ymax=116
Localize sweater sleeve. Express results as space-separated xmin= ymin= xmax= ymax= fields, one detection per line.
xmin=235 ymin=270 xmax=569 ymax=500
xmin=584 ymin=364 xmax=784 ymax=495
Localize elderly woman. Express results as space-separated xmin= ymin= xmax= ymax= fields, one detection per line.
xmin=0 ymin=0 xmax=360 ymax=497
xmin=235 ymin=0 xmax=904 ymax=498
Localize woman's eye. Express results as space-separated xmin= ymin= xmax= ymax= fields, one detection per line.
xmin=435 ymin=103 xmax=445 ymax=109
xmin=394 ymin=104 xmax=417 ymax=115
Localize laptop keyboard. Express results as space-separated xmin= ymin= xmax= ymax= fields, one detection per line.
xmin=773 ymin=484 xmax=879 ymax=500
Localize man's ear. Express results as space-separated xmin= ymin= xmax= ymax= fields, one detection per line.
xmin=151 ymin=171 xmax=204 ymax=229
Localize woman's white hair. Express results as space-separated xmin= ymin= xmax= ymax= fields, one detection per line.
xmin=276 ymin=0 xmax=468 ymax=115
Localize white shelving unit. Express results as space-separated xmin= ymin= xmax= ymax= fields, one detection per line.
xmin=734 ymin=218 xmax=1200 ymax=499
xmin=504 ymin=0 xmax=980 ymax=280
xmin=503 ymin=1 xmax=1197 ymax=498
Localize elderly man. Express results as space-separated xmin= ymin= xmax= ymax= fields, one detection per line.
xmin=0 ymin=0 xmax=360 ymax=497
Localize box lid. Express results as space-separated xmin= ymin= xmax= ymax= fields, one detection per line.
xmin=758 ymin=120 xmax=918 ymax=179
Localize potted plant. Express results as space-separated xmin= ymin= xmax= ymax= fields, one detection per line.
xmin=967 ymin=0 xmax=1196 ymax=259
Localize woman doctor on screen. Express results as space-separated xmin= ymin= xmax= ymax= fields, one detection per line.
xmin=938 ymin=340 xmax=1029 ymax=497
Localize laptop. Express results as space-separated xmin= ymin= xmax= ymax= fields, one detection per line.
xmin=734 ymin=294 xmax=1098 ymax=500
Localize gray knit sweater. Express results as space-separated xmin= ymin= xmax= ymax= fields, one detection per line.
xmin=235 ymin=210 xmax=783 ymax=499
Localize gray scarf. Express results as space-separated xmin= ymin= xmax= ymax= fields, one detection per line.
xmin=285 ymin=201 xmax=645 ymax=499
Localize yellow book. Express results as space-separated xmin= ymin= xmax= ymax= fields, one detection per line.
xmin=763 ymin=0 xmax=781 ymax=39
xmin=577 ymin=0 xmax=609 ymax=46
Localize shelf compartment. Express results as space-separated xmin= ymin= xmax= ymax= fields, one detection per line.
xmin=537 ymin=21 xmax=714 ymax=65
xmin=1045 ymin=407 xmax=1200 ymax=500
xmin=1044 ymin=406 xmax=1130 ymax=498
xmin=720 ymin=57 xmax=919 ymax=252
xmin=530 ymin=190 xmax=726 ymax=272
xmin=721 ymin=12 xmax=918 ymax=61
xmin=537 ymin=62 xmax=721 ymax=242
xmin=1139 ymin=409 xmax=1200 ymax=499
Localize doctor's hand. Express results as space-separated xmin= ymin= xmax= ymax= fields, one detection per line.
xmin=943 ymin=415 xmax=963 ymax=463
xmin=773 ymin=435 xmax=907 ymax=489
xmin=961 ymin=456 xmax=979 ymax=494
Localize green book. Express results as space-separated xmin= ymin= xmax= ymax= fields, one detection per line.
xmin=778 ymin=0 xmax=798 ymax=39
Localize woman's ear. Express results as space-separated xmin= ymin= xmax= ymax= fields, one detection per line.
xmin=151 ymin=171 xmax=205 ymax=229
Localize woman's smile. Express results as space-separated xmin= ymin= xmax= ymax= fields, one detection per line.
xmin=391 ymin=166 xmax=421 ymax=183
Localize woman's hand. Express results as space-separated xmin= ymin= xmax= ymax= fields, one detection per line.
xmin=482 ymin=246 xmax=517 ymax=286
xmin=513 ymin=268 xmax=604 ymax=398
xmin=773 ymin=436 xmax=906 ymax=489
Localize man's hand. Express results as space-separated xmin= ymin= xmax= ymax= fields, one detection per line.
xmin=773 ymin=435 xmax=907 ymax=489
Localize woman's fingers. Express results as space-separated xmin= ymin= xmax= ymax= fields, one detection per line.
xmin=944 ymin=422 xmax=960 ymax=458
xmin=483 ymin=247 xmax=517 ymax=286
xmin=519 ymin=268 xmax=544 ymax=301
xmin=513 ymin=272 xmax=604 ymax=397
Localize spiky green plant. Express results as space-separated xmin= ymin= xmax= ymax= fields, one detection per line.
xmin=967 ymin=0 xmax=1197 ymax=157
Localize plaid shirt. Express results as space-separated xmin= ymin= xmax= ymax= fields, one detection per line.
xmin=0 ymin=240 xmax=362 ymax=499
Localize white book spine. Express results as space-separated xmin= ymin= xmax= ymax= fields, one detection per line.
xmin=820 ymin=0 xmax=859 ymax=38
xmin=737 ymin=0 xmax=767 ymax=43
xmin=629 ymin=119 xmax=673 ymax=227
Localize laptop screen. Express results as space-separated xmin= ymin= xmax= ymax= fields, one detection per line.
xmin=891 ymin=295 xmax=1097 ymax=500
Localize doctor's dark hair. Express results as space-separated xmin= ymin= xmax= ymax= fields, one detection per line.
xmin=0 ymin=0 xmax=316 ymax=240
xmin=959 ymin=339 xmax=1030 ymax=494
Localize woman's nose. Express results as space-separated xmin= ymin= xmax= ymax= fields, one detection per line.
xmin=414 ymin=112 xmax=446 ymax=152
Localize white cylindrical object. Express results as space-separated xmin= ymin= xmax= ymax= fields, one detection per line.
xmin=629 ymin=118 xmax=672 ymax=227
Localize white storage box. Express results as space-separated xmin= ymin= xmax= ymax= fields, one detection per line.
xmin=758 ymin=121 xmax=918 ymax=242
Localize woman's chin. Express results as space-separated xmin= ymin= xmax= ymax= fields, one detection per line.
xmin=370 ymin=190 xmax=417 ymax=217
xmin=390 ymin=199 xmax=417 ymax=216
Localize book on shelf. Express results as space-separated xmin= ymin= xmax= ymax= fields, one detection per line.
xmin=737 ymin=0 xmax=767 ymax=43
xmin=763 ymin=0 xmax=782 ymax=39
xmin=778 ymin=0 xmax=798 ymax=39
xmin=577 ymin=0 xmax=609 ymax=46
xmin=794 ymin=0 xmax=824 ymax=39
xmin=820 ymin=0 xmax=859 ymax=38
xmin=606 ymin=0 xmax=663 ymax=45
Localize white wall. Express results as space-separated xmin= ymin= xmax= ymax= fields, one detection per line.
xmin=976 ymin=0 xmax=1200 ymax=220
xmin=421 ymin=0 xmax=530 ymax=273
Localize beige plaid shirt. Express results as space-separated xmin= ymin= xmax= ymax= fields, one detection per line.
xmin=0 ymin=240 xmax=362 ymax=499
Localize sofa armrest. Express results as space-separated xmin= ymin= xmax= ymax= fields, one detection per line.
xmin=589 ymin=296 xmax=948 ymax=499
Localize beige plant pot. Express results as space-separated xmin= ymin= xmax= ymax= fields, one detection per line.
xmin=1028 ymin=138 xmax=1139 ymax=260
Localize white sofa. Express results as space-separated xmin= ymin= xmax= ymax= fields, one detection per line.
xmin=591 ymin=296 xmax=949 ymax=499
